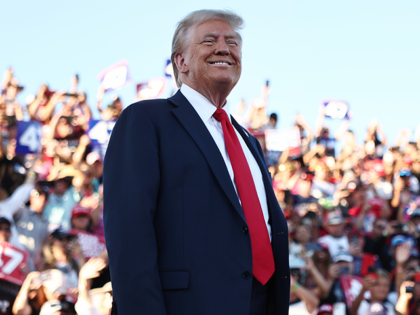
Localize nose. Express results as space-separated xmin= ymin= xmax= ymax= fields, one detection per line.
xmin=214 ymin=39 xmax=230 ymax=55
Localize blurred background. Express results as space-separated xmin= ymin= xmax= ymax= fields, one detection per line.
xmin=2 ymin=0 xmax=420 ymax=144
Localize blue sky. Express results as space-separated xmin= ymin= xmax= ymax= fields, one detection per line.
xmin=2 ymin=0 xmax=419 ymax=146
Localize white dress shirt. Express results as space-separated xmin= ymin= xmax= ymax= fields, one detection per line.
xmin=180 ymin=84 xmax=271 ymax=241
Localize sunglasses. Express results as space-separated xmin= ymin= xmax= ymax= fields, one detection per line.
xmin=0 ymin=227 xmax=11 ymax=232
xmin=375 ymin=225 xmax=386 ymax=230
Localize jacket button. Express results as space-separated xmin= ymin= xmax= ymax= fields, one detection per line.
xmin=242 ymin=271 xmax=251 ymax=279
xmin=243 ymin=226 xmax=248 ymax=234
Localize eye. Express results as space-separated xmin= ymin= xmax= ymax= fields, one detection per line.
xmin=227 ymin=41 xmax=237 ymax=46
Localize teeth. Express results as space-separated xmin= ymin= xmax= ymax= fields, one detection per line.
xmin=211 ymin=62 xmax=229 ymax=65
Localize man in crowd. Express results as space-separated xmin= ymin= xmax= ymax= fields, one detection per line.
xmin=104 ymin=9 xmax=289 ymax=315
xmin=318 ymin=209 xmax=349 ymax=257
xmin=14 ymin=186 xmax=50 ymax=270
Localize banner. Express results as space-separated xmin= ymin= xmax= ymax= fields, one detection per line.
xmin=135 ymin=78 xmax=167 ymax=101
xmin=69 ymin=230 xmax=106 ymax=259
xmin=88 ymin=120 xmax=116 ymax=150
xmin=97 ymin=60 xmax=131 ymax=92
xmin=0 ymin=242 xmax=29 ymax=285
xmin=16 ymin=121 xmax=43 ymax=155
xmin=339 ymin=275 xmax=363 ymax=308
xmin=323 ymin=100 xmax=349 ymax=120
xmin=265 ymin=127 xmax=301 ymax=152
xmin=165 ymin=59 xmax=173 ymax=78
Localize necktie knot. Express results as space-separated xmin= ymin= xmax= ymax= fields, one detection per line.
xmin=212 ymin=108 xmax=229 ymax=122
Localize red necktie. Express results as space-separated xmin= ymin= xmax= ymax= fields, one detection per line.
xmin=213 ymin=108 xmax=275 ymax=285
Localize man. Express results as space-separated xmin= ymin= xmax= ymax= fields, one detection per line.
xmin=0 ymin=217 xmax=28 ymax=315
xmin=14 ymin=187 xmax=50 ymax=268
xmin=318 ymin=209 xmax=349 ymax=257
xmin=44 ymin=166 xmax=80 ymax=230
xmin=104 ymin=9 xmax=289 ymax=315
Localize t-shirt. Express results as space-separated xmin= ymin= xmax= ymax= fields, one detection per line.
xmin=318 ymin=234 xmax=349 ymax=257
xmin=316 ymin=137 xmax=336 ymax=157
xmin=289 ymin=300 xmax=310 ymax=315
xmin=357 ymin=300 xmax=395 ymax=315
xmin=15 ymin=207 xmax=49 ymax=262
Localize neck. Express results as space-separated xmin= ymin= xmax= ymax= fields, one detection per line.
xmin=182 ymin=79 xmax=232 ymax=108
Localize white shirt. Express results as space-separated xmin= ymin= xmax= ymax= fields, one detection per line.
xmin=317 ymin=234 xmax=349 ymax=257
xmin=180 ymin=84 xmax=271 ymax=240
xmin=357 ymin=301 xmax=395 ymax=315
xmin=0 ymin=183 xmax=34 ymax=249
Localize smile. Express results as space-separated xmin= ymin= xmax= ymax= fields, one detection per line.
xmin=208 ymin=61 xmax=232 ymax=66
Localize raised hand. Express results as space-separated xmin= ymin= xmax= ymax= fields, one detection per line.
xmin=79 ymin=257 xmax=107 ymax=280
xmin=396 ymin=242 xmax=412 ymax=265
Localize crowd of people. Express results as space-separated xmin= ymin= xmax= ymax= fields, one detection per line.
xmin=1 ymin=66 xmax=420 ymax=315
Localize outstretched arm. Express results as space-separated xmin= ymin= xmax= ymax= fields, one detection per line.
xmin=103 ymin=104 xmax=166 ymax=314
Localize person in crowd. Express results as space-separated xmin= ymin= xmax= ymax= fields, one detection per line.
xmin=315 ymin=105 xmax=350 ymax=157
xmin=289 ymin=256 xmax=320 ymax=315
xmin=43 ymin=166 xmax=80 ymax=230
xmin=322 ymin=251 xmax=354 ymax=313
xmin=348 ymin=230 xmax=381 ymax=277
xmin=75 ymin=257 xmax=110 ymax=315
xmin=41 ymin=228 xmax=84 ymax=288
xmin=14 ymin=186 xmax=50 ymax=270
xmin=350 ymin=269 xmax=395 ymax=315
xmin=365 ymin=119 xmax=387 ymax=159
xmin=96 ymin=86 xmax=122 ymax=121
xmin=364 ymin=218 xmax=393 ymax=271
xmin=0 ymin=216 xmax=30 ymax=315
xmin=0 ymin=174 xmax=35 ymax=250
xmin=318 ymin=209 xmax=350 ymax=257
xmin=12 ymin=269 xmax=77 ymax=315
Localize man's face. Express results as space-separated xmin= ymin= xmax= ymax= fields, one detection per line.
xmin=370 ymin=277 xmax=390 ymax=301
xmin=0 ymin=223 xmax=11 ymax=242
xmin=326 ymin=223 xmax=344 ymax=237
xmin=179 ymin=19 xmax=241 ymax=90
xmin=372 ymin=219 xmax=386 ymax=238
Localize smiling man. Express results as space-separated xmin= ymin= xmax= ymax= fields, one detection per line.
xmin=104 ymin=9 xmax=289 ymax=315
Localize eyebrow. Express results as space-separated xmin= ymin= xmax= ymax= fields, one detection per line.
xmin=201 ymin=32 xmax=239 ymax=40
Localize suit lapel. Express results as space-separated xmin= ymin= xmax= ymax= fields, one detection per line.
xmin=169 ymin=91 xmax=246 ymax=223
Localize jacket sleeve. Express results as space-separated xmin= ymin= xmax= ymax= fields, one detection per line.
xmin=103 ymin=104 xmax=166 ymax=315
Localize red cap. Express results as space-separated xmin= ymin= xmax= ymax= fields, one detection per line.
xmin=370 ymin=159 xmax=385 ymax=177
xmin=404 ymin=155 xmax=413 ymax=165
xmin=415 ymin=272 xmax=420 ymax=283
xmin=72 ymin=205 xmax=90 ymax=219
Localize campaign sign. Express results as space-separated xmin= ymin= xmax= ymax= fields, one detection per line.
xmin=69 ymin=230 xmax=106 ymax=259
xmin=265 ymin=127 xmax=301 ymax=152
xmin=0 ymin=242 xmax=29 ymax=285
xmin=323 ymin=100 xmax=349 ymax=120
xmin=88 ymin=120 xmax=116 ymax=148
xmin=16 ymin=121 xmax=43 ymax=155
xmin=339 ymin=275 xmax=363 ymax=308
xmin=97 ymin=60 xmax=131 ymax=92
xmin=135 ymin=78 xmax=167 ymax=101
xmin=165 ymin=59 xmax=173 ymax=78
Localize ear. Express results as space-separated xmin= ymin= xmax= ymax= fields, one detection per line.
xmin=174 ymin=52 xmax=189 ymax=75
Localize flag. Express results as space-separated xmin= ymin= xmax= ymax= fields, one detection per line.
xmin=97 ymin=60 xmax=131 ymax=92
xmin=135 ymin=78 xmax=167 ymax=101
xmin=165 ymin=59 xmax=173 ymax=78
xmin=323 ymin=100 xmax=349 ymax=120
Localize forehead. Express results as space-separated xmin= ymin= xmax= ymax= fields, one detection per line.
xmin=190 ymin=19 xmax=238 ymax=39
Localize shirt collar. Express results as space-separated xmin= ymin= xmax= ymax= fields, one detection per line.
xmin=180 ymin=84 xmax=231 ymax=123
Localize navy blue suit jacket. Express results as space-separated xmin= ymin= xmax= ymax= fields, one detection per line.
xmin=103 ymin=91 xmax=290 ymax=315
